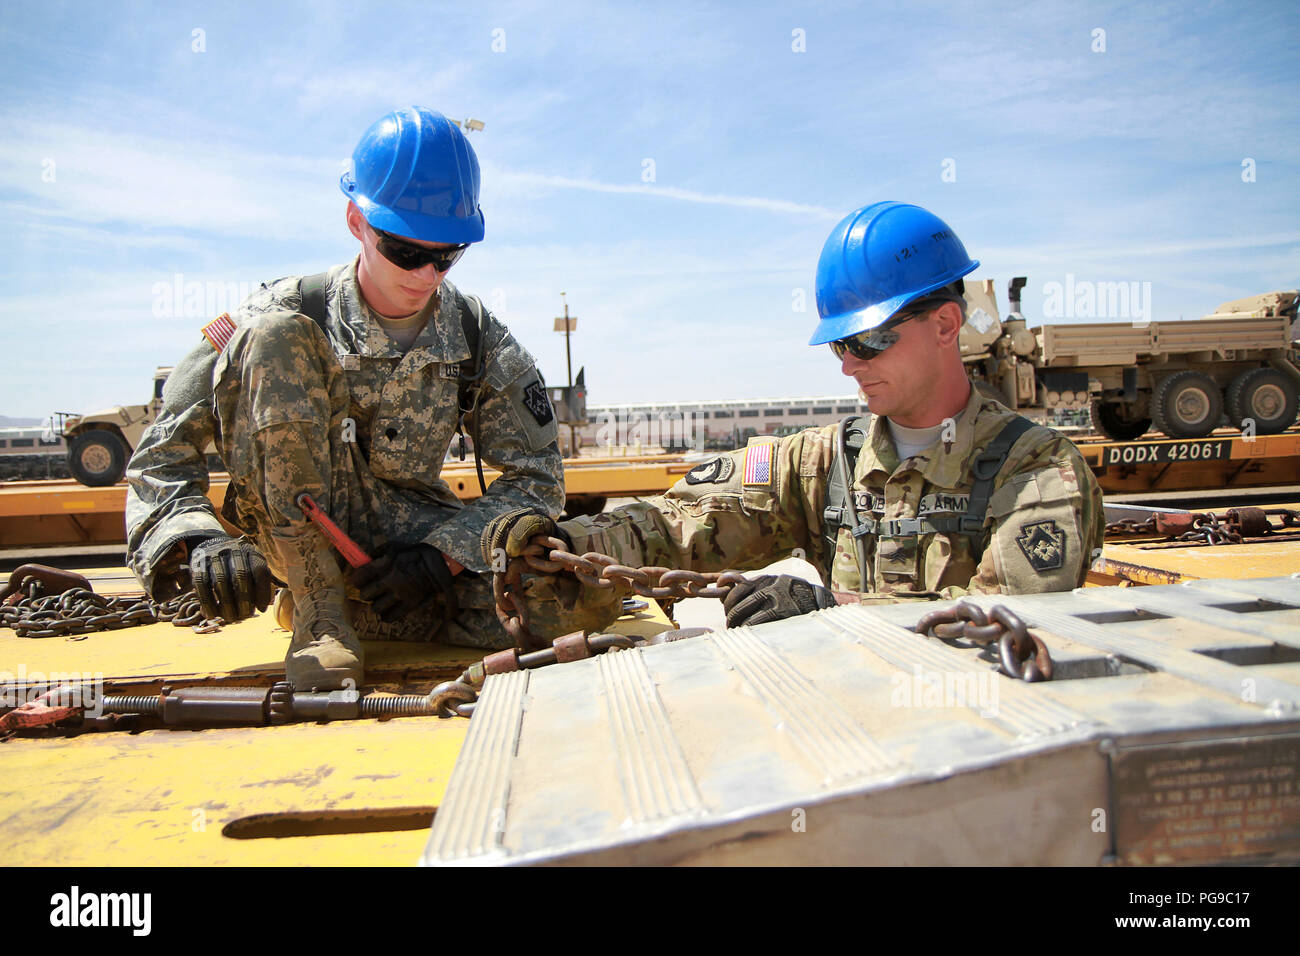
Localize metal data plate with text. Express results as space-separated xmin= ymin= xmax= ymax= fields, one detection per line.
xmin=424 ymin=575 xmax=1300 ymax=866
xmin=1110 ymin=733 xmax=1300 ymax=865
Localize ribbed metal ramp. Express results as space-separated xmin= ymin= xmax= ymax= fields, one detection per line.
xmin=423 ymin=576 xmax=1300 ymax=866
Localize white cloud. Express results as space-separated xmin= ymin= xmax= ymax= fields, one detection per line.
xmin=490 ymin=168 xmax=842 ymax=220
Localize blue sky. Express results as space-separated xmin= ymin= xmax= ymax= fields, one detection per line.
xmin=2 ymin=0 xmax=1297 ymax=419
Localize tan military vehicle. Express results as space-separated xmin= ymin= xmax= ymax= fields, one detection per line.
xmin=61 ymin=367 xmax=173 ymax=486
xmin=961 ymin=281 xmax=1300 ymax=441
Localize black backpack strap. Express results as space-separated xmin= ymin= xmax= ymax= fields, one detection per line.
xmin=823 ymin=414 xmax=871 ymax=577
xmin=960 ymin=415 xmax=1036 ymax=535
xmin=863 ymin=415 xmax=1036 ymax=541
xmin=298 ymin=272 xmax=330 ymax=331
xmin=823 ymin=413 xmax=1036 ymax=582
xmin=455 ymin=294 xmax=489 ymax=495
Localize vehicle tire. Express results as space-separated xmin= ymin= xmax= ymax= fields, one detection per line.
xmin=67 ymin=429 xmax=128 ymax=486
xmin=1151 ymin=371 xmax=1223 ymax=439
xmin=1225 ymin=368 xmax=1298 ymax=435
xmin=1090 ymin=399 xmax=1151 ymax=442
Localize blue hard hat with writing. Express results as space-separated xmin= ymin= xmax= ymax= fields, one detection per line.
xmin=810 ymin=201 xmax=978 ymax=345
xmin=340 ymin=107 xmax=485 ymax=244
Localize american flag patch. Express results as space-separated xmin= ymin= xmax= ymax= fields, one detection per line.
xmin=743 ymin=441 xmax=774 ymax=486
xmin=201 ymin=313 xmax=237 ymax=352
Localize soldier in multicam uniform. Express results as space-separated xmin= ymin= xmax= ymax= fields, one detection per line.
xmin=127 ymin=107 xmax=564 ymax=689
xmin=485 ymin=201 xmax=1103 ymax=629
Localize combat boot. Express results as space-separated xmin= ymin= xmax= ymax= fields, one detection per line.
xmin=268 ymin=528 xmax=364 ymax=691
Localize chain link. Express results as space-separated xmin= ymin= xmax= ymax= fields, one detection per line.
xmin=1105 ymin=507 xmax=1300 ymax=548
xmin=428 ymin=629 xmax=652 ymax=718
xmin=913 ymin=601 xmax=1054 ymax=682
xmin=1 ymin=581 xmax=217 ymax=638
xmin=493 ymin=535 xmax=749 ymax=650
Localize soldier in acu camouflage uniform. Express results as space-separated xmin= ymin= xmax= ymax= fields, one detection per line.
xmin=127 ymin=108 xmax=564 ymax=689
xmin=485 ymin=201 xmax=1103 ymax=630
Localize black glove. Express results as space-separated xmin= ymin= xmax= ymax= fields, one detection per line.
xmin=190 ymin=535 xmax=273 ymax=622
xmin=480 ymin=509 xmax=569 ymax=569
xmin=350 ymin=544 xmax=457 ymax=623
xmin=722 ymin=574 xmax=835 ymax=629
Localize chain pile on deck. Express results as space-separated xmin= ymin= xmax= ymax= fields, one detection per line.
xmin=1104 ymin=506 xmax=1300 ymax=547
xmin=0 ymin=565 xmax=214 ymax=638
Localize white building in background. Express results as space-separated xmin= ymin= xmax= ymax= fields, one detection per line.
xmin=579 ymin=394 xmax=869 ymax=452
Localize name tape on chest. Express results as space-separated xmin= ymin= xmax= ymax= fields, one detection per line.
xmin=851 ymin=490 xmax=972 ymax=516
xmin=743 ymin=441 xmax=775 ymax=486
xmin=853 ymin=491 xmax=887 ymax=513
xmin=201 ymin=313 xmax=237 ymax=352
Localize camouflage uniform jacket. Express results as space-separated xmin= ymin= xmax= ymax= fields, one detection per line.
xmin=562 ymin=386 xmax=1104 ymax=601
xmin=126 ymin=260 xmax=564 ymax=596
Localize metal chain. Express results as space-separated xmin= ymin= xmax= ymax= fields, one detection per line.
xmin=1105 ymin=507 xmax=1300 ymax=548
xmin=428 ymin=629 xmax=668 ymax=718
xmin=913 ymin=601 xmax=1054 ymax=682
xmin=1104 ymin=516 xmax=1159 ymax=537
xmin=493 ymin=534 xmax=749 ymax=650
xmin=0 ymin=582 xmax=216 ymax=639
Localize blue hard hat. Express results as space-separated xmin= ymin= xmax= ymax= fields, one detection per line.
xmin=809 ymin=201 xmax=978 ymax=345
xmin=340 ymin=107 xmax=485 ymax=244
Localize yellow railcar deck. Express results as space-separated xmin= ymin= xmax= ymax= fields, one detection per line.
xmin=1 ymin=564 xmax=673 ymax=866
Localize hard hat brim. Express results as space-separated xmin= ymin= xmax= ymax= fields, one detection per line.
xmin=342 ymin=177 xmax=486 ymax=244
xmin=808 ymin=259 xmax=979 ymax=346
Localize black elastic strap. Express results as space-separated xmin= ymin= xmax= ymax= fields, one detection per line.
xmin=298 ymin=272 xmax=330 ymax=331
xmin=963 ymin=415 xmax=1036 ymax=533
xmin=825 ymin=414 xmax=871 ymax=578
xmin=457 ymin=295 xmax=489 ymax=496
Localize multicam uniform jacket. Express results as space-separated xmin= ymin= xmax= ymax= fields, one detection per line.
xmin=126 ymin=260 xmax=564 ymax=600
xmin=562 ymin=387 xmax=1104 ymax=601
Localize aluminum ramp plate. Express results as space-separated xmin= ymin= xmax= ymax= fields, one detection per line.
xmin=424 ymin=576 xmax=1300 ymax=866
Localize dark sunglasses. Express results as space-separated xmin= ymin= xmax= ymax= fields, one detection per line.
xmin=373 ymin=227 xmax=469 ymax=273
xmin=829 ymin=311 xmax=923 ymax=361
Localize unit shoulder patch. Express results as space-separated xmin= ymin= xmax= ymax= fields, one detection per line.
xmin=522 ymin=378 xmax=554 ymax=426
xmin=1015 ymin=519 xmax=1066 ymax=572
xmin=685 ymin=457 xmax=735 ymax=485
xmin=201 ymin=313 xmax=236 ymax=352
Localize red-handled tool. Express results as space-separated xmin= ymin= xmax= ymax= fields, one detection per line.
xmin=295 ymin=493 xmax=372 ymax=568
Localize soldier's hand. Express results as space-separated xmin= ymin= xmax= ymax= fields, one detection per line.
xmin=481 ymin=509 xmax=569 ymax=569
xmin=350 ymin=544 xmax=456 ymax=623
xmin=190 ymin=535 xmax=273 ymax=622
xmin=722 ymin=574 xmax=835 ymax=629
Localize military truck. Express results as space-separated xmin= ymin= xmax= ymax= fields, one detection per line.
xmin=61 ymin=367 xmax=173 ymax=486
xmin=961 ymin=281 xmax=1300 ymax=441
